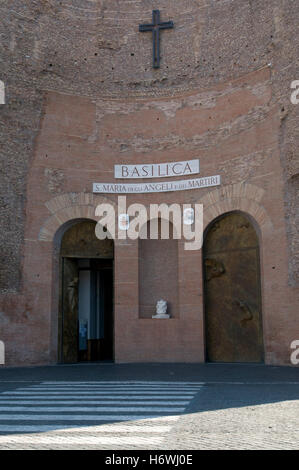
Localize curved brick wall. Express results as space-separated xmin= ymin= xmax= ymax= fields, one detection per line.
xmin=0 ymin=1 xmax=298 ymax=365
xmin=1 ymin=0 xmax=298 ymax=291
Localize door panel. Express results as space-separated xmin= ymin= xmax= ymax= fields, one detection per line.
xmin=103 ymin=267 xmax=114 ymax=359
xmin=61 ymin=258 xmax=79 ymax=363
xmin=204 ymin=213 xmax=263 ymax=363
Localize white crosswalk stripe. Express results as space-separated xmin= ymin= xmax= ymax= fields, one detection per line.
xmin=0 ymin=381 xmax=204 ymax=449
xmin=0 ymin=400 xmax=190 ymax=405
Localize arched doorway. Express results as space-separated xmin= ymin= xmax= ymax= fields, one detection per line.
xmin=58 ymin=220 xmax=114 ymax=363
xmin=203 ymin=212 xmax=264 ymax=363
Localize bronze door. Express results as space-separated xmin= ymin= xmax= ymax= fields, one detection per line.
xmin=203 ymin=212 xmax=263 ymax=363
xmin=60 ymin=257 xmax=79 ymax=363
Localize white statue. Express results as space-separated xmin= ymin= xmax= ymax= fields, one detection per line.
xmin=152 ymin=300 xmax=170 ymax=319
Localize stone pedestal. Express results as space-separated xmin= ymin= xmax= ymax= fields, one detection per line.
xmin=152 ymin=313 xmax=170 ymax=319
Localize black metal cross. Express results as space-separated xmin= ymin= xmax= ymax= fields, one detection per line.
xmin=139 ymin=10 xmax=174 ymax=69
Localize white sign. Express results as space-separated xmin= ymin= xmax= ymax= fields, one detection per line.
xmin=115 ymin=159 xmax=200 ymax=179
xmin=93 ymin=175 xmax=221 ymax=194
xmin=118 ymin=214 xmax=130 ymax=230
xmin=0 ymin=341 xmax=4 ymax=365
xmin=184 ymin=208 xmax=195 ymax=225
xmin=0 ymin=81 xmax=5 ymax=105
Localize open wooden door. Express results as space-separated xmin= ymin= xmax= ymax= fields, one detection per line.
xmin=60 ymin=257 xmax=79 ymax=363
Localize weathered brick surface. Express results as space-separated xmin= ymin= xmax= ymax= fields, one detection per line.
xmin=0 ymin=1 xmax=298 ymax=366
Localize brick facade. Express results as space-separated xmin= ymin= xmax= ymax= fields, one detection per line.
xmin=0 ymin=1 xmax=298 ymax=366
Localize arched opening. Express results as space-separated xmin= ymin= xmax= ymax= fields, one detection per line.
xmin=203 ymin=211 xmax=264 ymax=363
xmin=58 ymin=220 xmax=114 ymax=363
xmin=139 ymin=218 xmax=179 ymax=318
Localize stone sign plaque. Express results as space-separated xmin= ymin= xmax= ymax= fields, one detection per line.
xmin=93 ymin=175 xmax=221 ymax=194
xmin=114 ymin=159 xmax=200 ymax=179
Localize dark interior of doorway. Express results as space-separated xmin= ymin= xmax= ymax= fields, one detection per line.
xmin=60 ymin=258 xmax=114 ymax=363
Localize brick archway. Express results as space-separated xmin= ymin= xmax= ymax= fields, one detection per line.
xmin=38 ymin=193 xmax=117 ymax=243
xmin=196 ymin=182 xmax=273 ymax=235
xmin=36 ymin=192 xmax=118 ymax=363
xmin=194 ymin=182 xmax=273 ymax=363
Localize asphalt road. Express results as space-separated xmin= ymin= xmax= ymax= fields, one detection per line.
xmin=0 ymin=363 xmax=298 ymax=450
